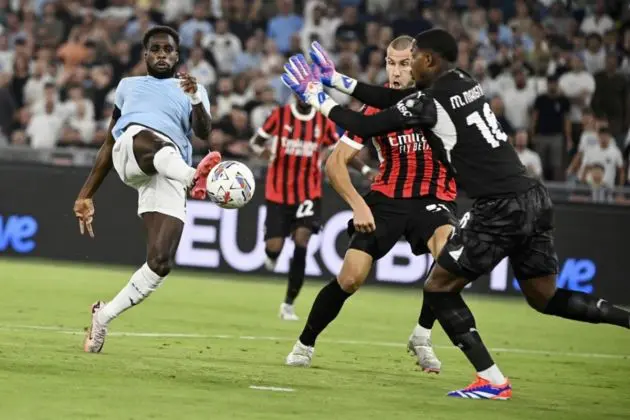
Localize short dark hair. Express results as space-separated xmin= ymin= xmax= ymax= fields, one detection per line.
xmin=142 ymin=26 xmax=180 ymax=50
xmin=414 ymin=29 xmax=458 ymax=63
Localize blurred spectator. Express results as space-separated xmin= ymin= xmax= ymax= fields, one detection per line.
xmin=163 ymin=0 xmax=194 ymax=24
xmin=0 ymin=34 xmax=13 ymax=73
xmin=478 ymin=7 xmax=513 ymax=47
xmin=215 ymin=76 xmax=241 ymax=120
xmin=391 ymin=2 xmax=431 ymax=39
xmin=124 ymin=7 xmax=157 ymax=44
xmin=233 ymin=36 xmax=263 ymax=75
xmin=301 ymin=1 xmax=331 ymax=53
xmin=111 ymin=40 xmax=134 ymax=82
xmin=0 ymin=75 xmax=15 ymax=140
xmin=583 ymin=33 xmax=606 ymax=74
xmin=267 ymin=0 xmax=303 ymax=55
xmin=249 ymin=85 xmax=279 ymax=131
xmin=490 ymin=95 xmax=515 ymax=138
xmin=559 ymin=55 xmax=596 ymax=146
xmin=531 ymin=75 xmax=571 ymax=180
xmin=62 ymin=84 xmax=95 ymax=122
xmin=186 ymin=46 xmax=216 ymax=88
xmin=179 ymin=2 xmax=213 ymax=50
xmin=543 ymin=2 xmax=573 ymax=37
xmin=591 ymin=54 xmax=629 ymax=144
xmin=580 ymin=0 xmax=614 ymax=35
xmin=581 ymin=126 xmax=624 ymax=189
xmin=23 ymin=59 xmax=53 ymax=106
xmin=102 ymin=0 xmax=135 ymax=21
xmin=26 ymin=97 xmax=64 ymax=149
xmin=509 ymin=0 xmax=534 ymax=35
xmin=335 ymin=6 xmax=362 ymax=44
xmin=461 ymin=0 xmax=486 ymax=43
xmin=360 ymin=49 xmax=387 ymax=85
xmin=36 ymin=2 xmax=64 ymax=48
xmin=513 ymin=130 xmax=543 ymax=179
xmin=202 ymin=18 xmax=242 ymax=75
xmin=9 ymin=55 xmax=30 ymax=108
xmin=567 ymin=110 xmax=600 ymax=179
xmin=214 ymin=106 xmax=252 ymax=158
xmin=500 ymin=67 xmax=535 ymax=131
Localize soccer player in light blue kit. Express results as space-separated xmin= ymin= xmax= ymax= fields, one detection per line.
xmin=74 ymin=26 xmax=221 ymax=353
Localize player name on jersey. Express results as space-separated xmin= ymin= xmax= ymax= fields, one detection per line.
xmin=448 ymin=84 xmax=484 ymax=110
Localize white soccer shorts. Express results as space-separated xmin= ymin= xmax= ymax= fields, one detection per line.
xmin=112 ymin=124 xmax=187 ymax=223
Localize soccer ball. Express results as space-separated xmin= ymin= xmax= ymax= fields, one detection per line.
xmin=206 ymin=161 xmax=256 ymax=209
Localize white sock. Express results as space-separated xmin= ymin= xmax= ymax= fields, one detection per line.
xmin=477 ymin=364 xmax=506 ymax=385
xmin=97 ymin=263 xmax=165 ymax=325
xmin=413 ymin=324 xmax=432 ymax=339
xmin=153 ymin=146 xmax=196 ymax=185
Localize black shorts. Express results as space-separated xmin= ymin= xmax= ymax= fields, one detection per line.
xmin=438 ymin=182 xmax=559 ymax=281
xmin=347 ymin=191 xmax=458 ymax=260
xmin=264 ymin=199 xmax=322 ymax=240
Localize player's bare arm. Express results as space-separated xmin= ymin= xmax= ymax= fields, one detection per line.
xmin=179 ymin=72 xmax=212 ymax=140
xmin=326 ymin=142 xmax=375 ymax=233
xmin=309 ymin=41 xmax=414 ymax=109
xmin=73 ymin=113 xmax=118 ymax=238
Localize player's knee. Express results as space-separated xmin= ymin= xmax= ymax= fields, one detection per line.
xmin=147 ymin=253 xmax=173 ymax=277
xmin=337 ymin=273 xmax=365 ymax=293
xmin=518 ymin=275 xmax=557 ymax=313
xmin=423 ymin=264 xmax=462 ymax=293
xmin=337 ymin=250 xmax=372 ymax=293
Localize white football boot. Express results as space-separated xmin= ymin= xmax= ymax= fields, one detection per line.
xmin=286 ymin=340 xmax=314 ymax=367
xmin=279 ymin=303 xmax=299 ymax=321
xmin=408 ymin=331 xmax=442 ymax=374
xmin=84 ymin=301 xmax=108 ymax=353
xmin=264 ymin=256 xmax=278 ymax=271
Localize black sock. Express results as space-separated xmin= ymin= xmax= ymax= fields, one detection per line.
xmin=424 ymin=291 xmax=495 ymax=371
xmin=418 ymin=298 xmax=436 ymax=329
xmin=265 ymin=248 xmax=281 ymax=260
xmin=285 ymin=246 xmax=307 ymax=304
xmin=544 ymin=288 xmax=630 ymax=328
xmin=299 ymin=278 xmax=353 ymax=346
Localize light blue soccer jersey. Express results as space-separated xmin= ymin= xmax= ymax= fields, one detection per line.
xmin=112 ymin=76 xmax=211 ymax=165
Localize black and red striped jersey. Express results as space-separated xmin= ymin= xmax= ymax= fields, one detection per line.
xmin=341 ymin=105 xmax=456 ymax=201
xmin=258 ymin=103 xmax=339 ymax=205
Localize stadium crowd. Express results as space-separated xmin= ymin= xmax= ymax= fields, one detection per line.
xmin=1 ymin=0 xmax=630 ymax=199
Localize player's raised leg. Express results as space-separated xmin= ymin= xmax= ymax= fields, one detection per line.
xmin=85 ymin=212 xmax=183 ymax=352
xmin=286 ymin=249 xmax=372 ymax=366
xmin=520 ymin=275 xmax=630 ymax=327
xmin=408 ymin=224 xmax=454 ymax=373
xmin=131 ymin=130 xmax=220 ymax=199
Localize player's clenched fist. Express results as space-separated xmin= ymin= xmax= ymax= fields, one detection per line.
xmin=74 ymin=198 xmax=95 ymax=238
xmin=177 ymin=72 xmax=202 ymax=104
xmin=353 ymin=203 xmax=376 ymax=234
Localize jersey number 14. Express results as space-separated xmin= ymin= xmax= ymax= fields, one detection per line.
xmin=466 ymin=103 xmax=508 ymax=148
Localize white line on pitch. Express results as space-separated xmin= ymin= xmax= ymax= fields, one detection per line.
xmin=249 ymin=386 xmax=295 ymax=392
xmin=0 ymin=324 xmax=628 ymax=360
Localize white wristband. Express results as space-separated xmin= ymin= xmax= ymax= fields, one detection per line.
xmin=331 ymin=72 xmax=357 ymax=95
xmin=190 ymin=91 xmax=203 ymax=105
xmin=319 ymin=97 xmax=338 ymax=117
xmin=361 ymin=165 xmax=372 ymax=176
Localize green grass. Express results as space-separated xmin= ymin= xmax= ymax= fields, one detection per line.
xmin=0 ymin=259 xmax=628 ymax=419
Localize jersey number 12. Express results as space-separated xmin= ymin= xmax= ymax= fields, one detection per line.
xmin=466 ymin=103 xmax=508 ymax=148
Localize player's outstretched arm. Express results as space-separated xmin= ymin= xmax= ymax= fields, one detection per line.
xmin=74 ymin=116 xmax=117 ymax=237
xmin=325 ymin=142 xmax=375 ymax=233
xmin=309 ymin=41 xmax=414 ymax=108
xmin=282 ymin=54 xmax=417 ymax=139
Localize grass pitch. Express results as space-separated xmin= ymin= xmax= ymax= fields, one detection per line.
xmin=0 ymin=259 xmax=628 ymax=419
